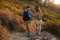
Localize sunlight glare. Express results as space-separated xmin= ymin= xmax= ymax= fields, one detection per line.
xmin=54 ymin=0 xmax=60 ymax=4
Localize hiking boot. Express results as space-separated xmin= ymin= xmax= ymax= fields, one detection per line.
xmin=27 ymin=35 xmax=30 ymax=37
xmin=36 ymin=33 xmax=39 ymax=35
xmin=36 ymin=32 xmax=41 ymax=36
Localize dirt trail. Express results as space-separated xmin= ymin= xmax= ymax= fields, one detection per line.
xmin=10 ymin=31 xmax=59 ymax=40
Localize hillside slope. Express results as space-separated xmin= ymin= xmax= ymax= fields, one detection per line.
xmin=0 ymin=0 xmax=60 ymax=20
xmin=0 ymin=0 xmax=60 ymax=37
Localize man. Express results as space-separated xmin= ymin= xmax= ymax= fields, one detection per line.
xmin=23 ymin=6 xmax=34 ymax=37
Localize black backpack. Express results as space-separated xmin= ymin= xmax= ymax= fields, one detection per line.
xmin=23 ymin=10 xmax=30 ymax=21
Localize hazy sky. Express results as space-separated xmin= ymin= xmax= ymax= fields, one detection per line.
xmin=54 ymin=0 xmax=60 ymax=4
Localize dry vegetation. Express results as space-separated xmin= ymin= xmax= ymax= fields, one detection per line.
xmin=0 ymin=20 xmax=10 ymax=40
xmin=42 ymin=20 xmax=60 ymax=37
xmin=0 ymin=9 xmax=26 ymax=32
xmin=0 ymin=0 xmax=60 ymax=38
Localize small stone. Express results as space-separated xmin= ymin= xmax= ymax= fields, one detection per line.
xmin=51 ymin=38 xmax=57 ymax=40
xmin=35 ymin=39 xmax=39 ymax=40
xmin=45 ymin=37 xmax=48 ymax=39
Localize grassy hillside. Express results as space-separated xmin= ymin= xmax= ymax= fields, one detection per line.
xmin=0 ymin=0 xmax=60 ymax=37
xmin=0 ymin=0 xmax=60 ymax=20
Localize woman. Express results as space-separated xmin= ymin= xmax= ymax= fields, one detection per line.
xmin=35 ymin=6 xmax=43 ymax=36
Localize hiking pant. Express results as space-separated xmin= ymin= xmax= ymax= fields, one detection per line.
xmin=25 ymin=19 xmax=32 ymax=35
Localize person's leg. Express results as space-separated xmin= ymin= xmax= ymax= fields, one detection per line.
xmin=38 ymin=20 xmax=42 ymax=36
xmin=26 ymin=22 xmax=30 ymax=37
xmin=27 ymin=19 xmax=32 ymax=37
xmin=38 ymin=24 xmax=41 ymax=36
xmin=36 ymin=20 xmax=39 ymax=35
xmin=36 ymin=24 xmax=39 ymax=35
xmin=36 ymin=20 xmax=42 ymax=36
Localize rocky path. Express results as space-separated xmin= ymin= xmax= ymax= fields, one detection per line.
xmin=10 ymin=31 xmax=60 ymax=40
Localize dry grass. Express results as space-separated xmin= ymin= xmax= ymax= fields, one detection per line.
xmin=0 ymin=0 xmax=60 ymax=36
xmin=0 ymin=9 xmax=26 ymax=32
xmin=0 ymin=20 xmax=10 ymax=40
xmin=42 ymin=20 xmax=60 ymax=36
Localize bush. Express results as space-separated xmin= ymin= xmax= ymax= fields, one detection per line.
xmin=0 ymin=20 xmax=10 ymax=40
xmin=0 ymin=13 xmax=9 ymax=26
xmin=8 ymin=19 xmax=19 ymax=31
xmin=0 ymin=9 xmax=25 ymax=32
xmin=42 ymin=20 xmax=60 ymax=37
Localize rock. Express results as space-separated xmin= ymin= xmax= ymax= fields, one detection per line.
xmin=51 ymin=38 xmax=57 ymax=40
xmin=10 ymin=31 xmax=59 ymax=40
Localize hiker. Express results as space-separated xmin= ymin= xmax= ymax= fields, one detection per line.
xmin=23 ymin=6 xmax=34 ymax=37
xmin=34 ymin=6 xmax=43 ymax=36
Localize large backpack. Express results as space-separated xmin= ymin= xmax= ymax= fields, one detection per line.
xmin=23 ymin=10 xmax=30 ymax=21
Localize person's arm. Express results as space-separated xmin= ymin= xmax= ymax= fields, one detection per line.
xmin=39 ymin=9 xmax=43 ymax=20
xmin=28 ymin=11 xmax=35 ymax=17
xmin=39 ymin=8 xmax=43 ymax=16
